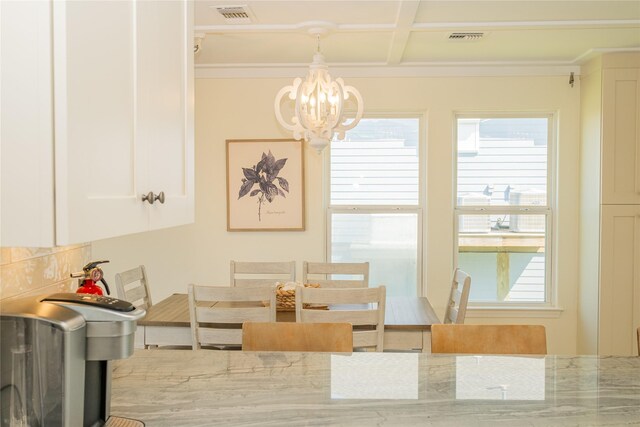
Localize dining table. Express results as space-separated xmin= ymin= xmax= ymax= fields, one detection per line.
xmin=110 ymin=350 xmax=640 ymax=426
xmin=136 ymin=293 xmax=441 ymax=352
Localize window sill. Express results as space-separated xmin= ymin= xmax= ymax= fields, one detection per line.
xmin=466 ymin=306 xmax=564 ymax=319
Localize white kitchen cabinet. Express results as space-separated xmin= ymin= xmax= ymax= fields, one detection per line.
xmin=0 ymin=0 xmax=194 ymax=247
xmin=601 ymin=68 xmax=640 ymax=205
xmin=598 ymin=205 xmax=640 ymax=356
xmin=578 ymin=52 xmax=640 ymax=356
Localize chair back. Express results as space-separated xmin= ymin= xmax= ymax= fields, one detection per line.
xmin=242 ymin=322 xmax=353 ymax=352
xmin=114 ymin=265 xmax=152 ymax=310
xmin=295 ymin=286 xmax=386 ymax=351
xmin=188 ymin=284 xmax=276 ymax=350
xmin=431 ymin=324 xmax=547 ymax=355
xmin=302 ymin=261 xmax=369 ymax=288
xmin=230 ymin=260 xmax=295 ymax=287
xmin=443 ymin=268 xmax=471 ymax=324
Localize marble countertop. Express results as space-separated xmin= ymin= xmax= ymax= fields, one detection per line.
xmin=111 ymin=350 xmax=640 ymax=426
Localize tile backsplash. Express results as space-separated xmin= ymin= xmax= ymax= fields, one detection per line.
xmin=0 ymin=244 xmax=91 ymax=301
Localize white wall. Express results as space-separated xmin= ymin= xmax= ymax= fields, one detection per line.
xmin=93 ymin=73 xmax=581 ymax=354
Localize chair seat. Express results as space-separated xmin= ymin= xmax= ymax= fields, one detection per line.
xmin=242 ymin=322 xmax=353 ymax=352
xmin=431 ymin=324 xmax=547 ymax=355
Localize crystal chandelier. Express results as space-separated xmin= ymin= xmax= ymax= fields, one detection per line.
xmin=274 ymin=32 xmax=364 ymax=152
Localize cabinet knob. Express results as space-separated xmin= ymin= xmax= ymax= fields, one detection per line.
xmin=142 ymin=191 xmax=165 ymax=205
xmin=156 ymin=191 xmax=165 ymax=204
xmin=142 ymin=191 xmax=156 ymax=204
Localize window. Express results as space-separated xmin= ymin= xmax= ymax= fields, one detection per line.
xmin=454 ymin=115 xmax=554 ymax=305
xmin=328 ymin=117 xmax=422 ymax=297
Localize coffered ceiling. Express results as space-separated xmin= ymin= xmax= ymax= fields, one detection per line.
xmin=194 ymin=0 xmax=640 ymax=75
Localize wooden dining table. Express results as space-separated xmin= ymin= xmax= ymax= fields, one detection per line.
xmin=136 ymin=293 xmax=441 ymax=352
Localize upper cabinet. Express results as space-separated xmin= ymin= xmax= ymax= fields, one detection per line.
xmin=1 ymin=0 xmax=194 ymax=247
xmin=601 ymin=67 xmax=640 ymax=205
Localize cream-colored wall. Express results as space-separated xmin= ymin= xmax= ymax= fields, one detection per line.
xmin=93 ymin=74 xmax=581 ymax=354
xmin=0 ymin=245 xmax=92 ymax=301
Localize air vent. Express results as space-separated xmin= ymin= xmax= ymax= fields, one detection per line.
xmin=215 ymin=6 xmax=254 ymax=24
xmin=448 ymin=32 xmax=484 ymax=41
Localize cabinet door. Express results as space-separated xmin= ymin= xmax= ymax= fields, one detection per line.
xmin=137 ymin=0 xmax=194 ymax=231
xmin=53 ymin=0 xmax=148 ymax=245
xmin=599 ymin=205 xmax=640 ymax=356
xmin=601 ymin=68 xmax=640 ymax=205
xmin=0 ymin=0 xmax=55 ymax=247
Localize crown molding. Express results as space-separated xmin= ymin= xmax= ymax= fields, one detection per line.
xmin=195 ymin=19 xmax=640 ymax=34
xmin=194 ymin=46 xmax=640 ymax=79
xmin=195 ymin=63 xmax=580 ymax=79
xmin=573 ymin=47 xmax=640 ymax=64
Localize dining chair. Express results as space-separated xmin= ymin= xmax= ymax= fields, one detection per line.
xmin=302 ymin=261 xmax=369 ymax=288
xmin=242 ymin=322 xmax=353 ymax=352
xmin=430 ymin=324 xmax=547 ymax=355
xmin=295 ymin=285 xmax=386 ymax=351
xmin=188 ymin=284 xmax=276 ymax=350
xmin=230 ymin=260 xmax=296 ymax=287
xmin=115 ymin=265 xmax=152 ymax=310
xmin=443 ymin=268 xmax=472 ymax=324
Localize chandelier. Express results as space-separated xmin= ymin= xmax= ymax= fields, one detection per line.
xmin=274 ymin=31 xmax=364 ymax=152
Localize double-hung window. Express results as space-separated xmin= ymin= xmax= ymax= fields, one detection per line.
xmin=327 ymin=117 xmax=423 ymax=297
xmin=454 ymin=115 xmax=554 ymax=306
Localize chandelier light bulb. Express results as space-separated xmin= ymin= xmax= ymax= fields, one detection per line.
xmin=274 ymin=37 xmax=364 ymax=153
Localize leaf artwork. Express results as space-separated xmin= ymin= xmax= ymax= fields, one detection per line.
xmin=238 ymin=150 xmax=289 ymax=221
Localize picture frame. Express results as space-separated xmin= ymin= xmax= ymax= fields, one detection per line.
xmin=226 ymin=139 xmax=305 ymax=231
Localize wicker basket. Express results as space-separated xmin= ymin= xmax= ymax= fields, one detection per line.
xmin=275 ymin=282 xmax=320 ymax=311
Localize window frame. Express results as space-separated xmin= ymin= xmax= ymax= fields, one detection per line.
xmin=325 ymin=113 xmax=426 ymax=297
xmin=453 ymin=112 xmax=557 ymax=308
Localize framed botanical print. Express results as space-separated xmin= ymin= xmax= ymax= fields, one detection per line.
xmin=226 ymin=139 xmax=305 ymax=231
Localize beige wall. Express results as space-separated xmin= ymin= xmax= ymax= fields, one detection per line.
xmin=93 ymin=74 xmax=581 ymax=354
xmin=0 ymin=245 xmax=91 ymax=301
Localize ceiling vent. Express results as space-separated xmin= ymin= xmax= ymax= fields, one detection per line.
xmin=448 ymin=32 xmax=484 ymax=41
xmin=214 ymin=5 xmax=255 ymax=24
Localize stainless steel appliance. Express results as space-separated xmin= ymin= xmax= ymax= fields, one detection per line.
xmin=0 ymin=293 xmax=146 ymax=427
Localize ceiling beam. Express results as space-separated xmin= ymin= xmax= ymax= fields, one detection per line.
xmin=386 ymin=0 xmax=421 ymax=65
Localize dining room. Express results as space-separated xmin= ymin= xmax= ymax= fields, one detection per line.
xmin=98 ymin=58 xmax=587 ymax=355
xmin=1 ymin=0 xmax=640 ymax=425
xmin=4 ymin=0 xmax=639 ymax=356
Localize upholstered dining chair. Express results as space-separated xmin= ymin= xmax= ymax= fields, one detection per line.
xmin=115 ymin=265 xmax=152 ymax=310
xmin=431 ymin=324 xmax=547 ymax=355
xmin=188 ymin=284 xmax=276 ymax=350
xmin=230 ymin=260 xmax=295 ymax=287
xmin=295 ymin=285 xmax=386 ymax=351
xmin=443 ymin=268 xmax=472 ymax=324
xmin=302 ymin=261 xmax=369 ymax=288
xmin=242 ymin=322 xmax=353 ymax=352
